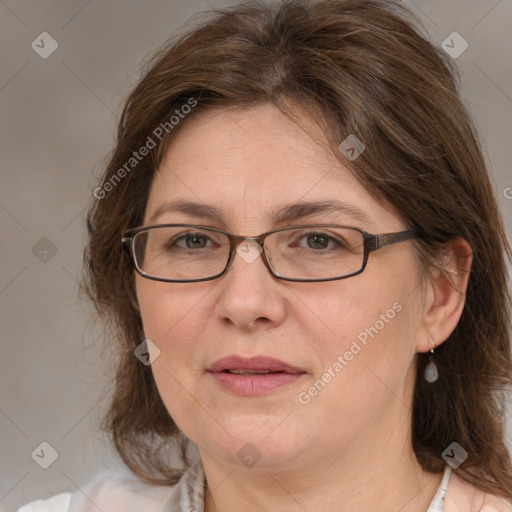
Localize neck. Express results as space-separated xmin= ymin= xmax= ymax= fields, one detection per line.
xmin=201 ymin=432 xmax=442 ymax=512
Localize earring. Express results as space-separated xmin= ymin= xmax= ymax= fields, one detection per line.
xmin=424 ymin=340 xmax=439 ymax=383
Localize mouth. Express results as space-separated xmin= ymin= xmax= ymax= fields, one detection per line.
xmin=207 ymin=355 xmax=306 ymax=396
xmin=221 ymin=369 xmax=280 ymax=376
xmin=207 ymin=355 xmax=306 ymax=375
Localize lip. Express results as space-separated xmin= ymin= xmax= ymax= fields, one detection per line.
xmin=207 ymin=355 xmax=306 ymax=374
xmin=207 ymin=355 xmax=306 ymax=396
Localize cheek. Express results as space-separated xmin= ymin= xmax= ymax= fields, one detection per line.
xmin=136 ymin=279 xmax=215 ymax=430
xmin=320 ymin=295 xmax=412 ymax=376
xmin=294 ymin=299 xmax=417 ymax=440
xmin=135 ymin=279 xmax=212 ymax=372
xmin=300 ymin=262 xmax=422 ymax=398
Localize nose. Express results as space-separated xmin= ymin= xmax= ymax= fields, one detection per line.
xmin=213 ymin=239 xmax=286 ymax=330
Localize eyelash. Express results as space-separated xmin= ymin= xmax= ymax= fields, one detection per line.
xmin=167 ymin=230 xmax=346 ymax=252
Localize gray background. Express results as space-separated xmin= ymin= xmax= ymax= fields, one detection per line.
xmin=1 ymin=1 xmax=511 ymax=510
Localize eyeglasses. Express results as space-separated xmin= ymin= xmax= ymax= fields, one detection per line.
xmin=121 ymin=224 xmax=418 ymax=283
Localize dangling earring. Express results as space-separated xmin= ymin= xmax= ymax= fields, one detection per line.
xmin=424 ymin=340 xmax=439 ymax=383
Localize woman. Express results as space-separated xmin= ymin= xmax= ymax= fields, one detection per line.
xmin=19 ymin=0 xmax=512 ymax=511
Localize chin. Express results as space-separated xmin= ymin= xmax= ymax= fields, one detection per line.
xmin=199 ymin=421 xmax=309 ymax=470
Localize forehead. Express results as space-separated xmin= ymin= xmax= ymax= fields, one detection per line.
xmin=145 ymin=103 xmax=400 ymax=232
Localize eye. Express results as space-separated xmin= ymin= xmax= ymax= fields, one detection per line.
xmin=297 ymin=231 xmax=346 ymax=251
xmin=169 ymin=232 xmax=213 ymax=250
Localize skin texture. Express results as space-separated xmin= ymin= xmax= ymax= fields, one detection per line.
xmin=135 ymin=103 xmax=472 ymax=512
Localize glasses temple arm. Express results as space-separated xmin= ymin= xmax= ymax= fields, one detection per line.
xmin=367 ymin=230 xmax=419 ymax=251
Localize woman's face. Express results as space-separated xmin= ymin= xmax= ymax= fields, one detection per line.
xmin=136 ymin=103 xmax=427 ymax=473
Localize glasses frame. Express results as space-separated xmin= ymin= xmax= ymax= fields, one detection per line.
xmin=121 ymin=223 xmax=419 ymax=283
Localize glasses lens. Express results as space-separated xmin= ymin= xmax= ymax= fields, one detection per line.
xmin=131 ymin=225 xmax=366 ymax=282
xmin=133 ymin=226 xmax=230 ymax=280
xmin=265 ymin=226 xmax=365 ymax=280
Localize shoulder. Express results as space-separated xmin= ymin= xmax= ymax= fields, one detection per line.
xmin=444 ymin=471 xmax=512 ymax=512
xmin=17 ymin=469 xmax=177 ymax=512
xmin=17 ymin=492 xmax=71 ymax=512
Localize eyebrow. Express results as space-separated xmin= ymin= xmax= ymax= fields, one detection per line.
xmin=147 ymin=198 xmax=373 ymax=226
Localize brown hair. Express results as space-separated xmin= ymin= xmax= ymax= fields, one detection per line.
xmin=82 ymin=0 xmax=512 ymax=499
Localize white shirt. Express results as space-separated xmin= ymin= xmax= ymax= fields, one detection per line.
xmin=12 ymin=461 xmax=465 ymax=512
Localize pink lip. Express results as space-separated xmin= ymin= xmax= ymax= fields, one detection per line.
xmin=208 ymin=355 xmax=305 ymax=374
xmin=207 ymin=355 xmax=306 ymax=396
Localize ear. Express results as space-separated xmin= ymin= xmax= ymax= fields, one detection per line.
xmin=416 ymin=237 xmax=473 ymax=353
